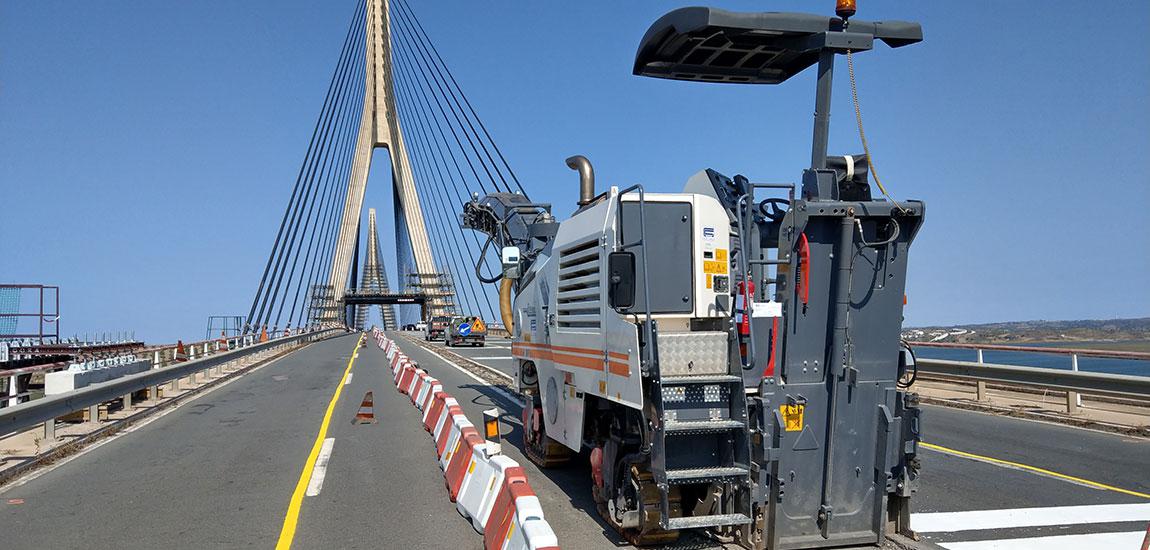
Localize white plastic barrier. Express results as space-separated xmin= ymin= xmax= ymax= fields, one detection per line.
xmin=417 ymin=380 xmax=441 ymax=411
xmin=457 ymin=450 xmax=519 ymax=533
xmin=504 ymin=496 xmax=550 ymax=550
xmin=439 ymin=414 xmax=473 ymax=471
xmin=414 ymin=370 xmax=432 ymax=400
xmin=433 ymin=397 xmax=460 ymax=442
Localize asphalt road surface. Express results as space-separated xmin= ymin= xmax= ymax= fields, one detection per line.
xmin=1 ymin=332 xmax=1146 ymax=550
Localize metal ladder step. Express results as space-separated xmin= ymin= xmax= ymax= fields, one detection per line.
xmin=666 ymin=513 xmax=753 ymax=530
xmin=664 ymin=419 xmax=745 ymax=434
xmin=660 ymin=375 xmax=742 ymax=385
xmin=665 ymin=466 xmax=749 ymax=484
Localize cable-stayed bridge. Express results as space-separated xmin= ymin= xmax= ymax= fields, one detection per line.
xmin=1 ymin=2 xmax=1147 ymax=550
xmin=245 ymin=0 xmax=523 ymax=334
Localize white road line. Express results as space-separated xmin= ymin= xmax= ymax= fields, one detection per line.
xmin=940 ymin=530 xmax=1146 ymax=550
xmin=471 ymin=356 xmax=515 ymax=360
xmin=344 ymin=372 xmax=353 ymax=385
xmin=413 ymin=344 xmax=524 ymax=407
xmin=912 ymin=503 xmax=1150 ymax=533
xmin=305 ymin=438 xmax=335 ymax=497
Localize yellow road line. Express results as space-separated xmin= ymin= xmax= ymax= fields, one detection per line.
xmin=275 ymin=338 xmax=361 ymax=550
xmin=921 ymin=442 xmax=1150 ymax=499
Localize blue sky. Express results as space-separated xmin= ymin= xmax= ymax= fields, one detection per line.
xmin=2 ymin=1 xmax=1147 ymax=342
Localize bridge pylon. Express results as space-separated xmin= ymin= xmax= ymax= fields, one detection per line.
xmin=354 ymin=208 xmax=398 ymax=330
xmin=327 ymin=0 xmax=445 ymax=324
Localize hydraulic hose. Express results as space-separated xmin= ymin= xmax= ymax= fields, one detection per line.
xmin=499 ymin=277 xmax=514 ymax=335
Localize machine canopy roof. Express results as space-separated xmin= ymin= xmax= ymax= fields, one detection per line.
xmin=633 ymin=8 xmax=922 ymax=84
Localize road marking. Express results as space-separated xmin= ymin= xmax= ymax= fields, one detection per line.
xmin=304 ymin=438 xmax=335 ymax=497
xmin=940 ymin=530 xmax=1146 ymax=550
xmin=344 ymin=372 xmax=353 ymax=385
xmin=413 ymin=342 xmax=523 ymax=407
xmin=275 ymin=338 xmax=359 ymax=550
xmin=913 ymin=503 xmax=1150 ymax=532
xmin=1 ymin=351 xmax=293 ymax=495
xmin=470 ymin=356 xmax=515 ymax=360
xmin=921 ymin=442 xmax=1150 ymax=499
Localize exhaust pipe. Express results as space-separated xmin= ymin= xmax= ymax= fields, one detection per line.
xmin=566 ymin=155 xmax=595 ymax=206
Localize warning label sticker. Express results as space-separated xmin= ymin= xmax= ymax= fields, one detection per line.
xmin=703 ymin=260 xmax=726 ymax=275
xmin=780 ymin=404 xmax=805 ymax=432
xmin=714 ymin=248 xmax=728 ymax=262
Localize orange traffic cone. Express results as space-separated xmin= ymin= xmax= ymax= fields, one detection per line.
xmin=175 ymin=340 xmax=188 ymax=362
xmin=259 ymin=326 xmax=268 ymax=343
xmin=1140 ymin=522 xmax=1149 ymax=550
xmin=353 ymin=392 xmax=376 ymax=424
xmin=218 ymin=331 xmax=229 ymax=351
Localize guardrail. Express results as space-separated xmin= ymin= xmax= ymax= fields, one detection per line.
xmin=0 ymin=328 xmax=342 ymax=439
xmin=910 ymin=342 xmax=1149 ymax=416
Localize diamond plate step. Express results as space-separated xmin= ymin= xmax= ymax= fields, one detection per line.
xmin=664 ymin=419 xmax=745 ymax=434
xmin=665 ymin=466 xmax=749 ymax=484
xmin=665 ymin=513 xmax=752 ymax=530
xmin=660 ymin=375 xmax=742 ymax=385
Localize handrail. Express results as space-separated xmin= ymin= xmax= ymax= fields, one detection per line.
xmin=0 ymin=329 xmax=343 ymax=436
xmin=617 ymin=185 xmax=655 ymax=373
xmin=910 ymin=341 xmax=1150 ymax=361
xmin=915 ymin=358 xmax=1150 ymax=400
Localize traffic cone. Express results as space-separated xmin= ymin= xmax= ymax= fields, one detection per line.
xmin=259 ymin=326 xmax=268 ymax=343
xmin=1140 ymin=521 xmax=1149 ymax=550
xmin=219 ymin=331 xmax=229 ymax=351
xmin=174 ymin=340 xmax=188 ymax=362
xmin=353 ymin=392 xmax=376 ymax=424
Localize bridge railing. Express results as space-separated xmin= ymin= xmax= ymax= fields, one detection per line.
xmin=910 ymin=342 xmax=1150 ymax=418
xmin=0 ymin=328 xmax=343 ymax=440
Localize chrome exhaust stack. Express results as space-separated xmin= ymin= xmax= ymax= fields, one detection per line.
xmin=566 ymin=155 xmax=595 ymax=206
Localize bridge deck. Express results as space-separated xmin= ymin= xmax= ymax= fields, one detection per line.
xmin=1 ymin=333 xmax=1146 ymax=549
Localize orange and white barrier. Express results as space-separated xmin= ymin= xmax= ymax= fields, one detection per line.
xmin=416 ymin=377 xmax=441 ymax=411
xmin=423 ymin=391 xmax=449 ymax=431
xmin=439 ymin=413 xmax=474 ymax=471
xmin=379 ymin=337 xmax=561 ymax=549
xmin=457 ymin=450 xmax=519 ymax=532
xmin=445 ymin=429 xmax=484 ymax=501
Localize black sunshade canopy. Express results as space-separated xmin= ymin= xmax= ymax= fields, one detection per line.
xmin=634 ymin=8 xmax=922 ymax=84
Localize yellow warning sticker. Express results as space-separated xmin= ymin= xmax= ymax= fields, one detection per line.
xmin=704 ymin=260 xmax=726 ymax=275
xmin=705 ymin=276 xmax=713 ymax=289
xmin=780 ymin=404 xmax=805 ymax=432
xmin=715 ymin=248 xmax=728 ymax=262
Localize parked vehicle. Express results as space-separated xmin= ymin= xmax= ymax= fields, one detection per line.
xmin=445 ymin=315 xmax=486 ymax=347
xmin=424 ymin=316 xmax=450 ymax=341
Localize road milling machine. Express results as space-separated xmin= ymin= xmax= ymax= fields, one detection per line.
xmin=463 ymin=4 xmax=925 ymax=548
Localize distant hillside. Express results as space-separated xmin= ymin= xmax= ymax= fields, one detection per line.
xmin=902 ymin=318 xmax=1150 ymax=345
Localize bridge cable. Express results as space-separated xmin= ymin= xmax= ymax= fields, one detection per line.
xmin=389 ymin=13 xmax=507 ymax=290
xmin=390 ymin=37 xmax=491 ymax=320
xmin=391 ymin=21 xmax=501 ymax=319
xmin=394 ymin=0 xmax=528 ymax=198
xmin=296 ymin=27 xmax=366 ymax=329
xmin=244 ymin=5 xmax=362 ymax=332
xmin=391 ymin=4 xmax=510 ymax=196
xmin=286 ymin=14 xmax=367 ymax=327
xmin=260 ymin=10 xmax=365 ymax=330
xmin=393 ymin=57 xmax=495 ymax=321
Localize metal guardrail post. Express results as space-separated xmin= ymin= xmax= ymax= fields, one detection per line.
xmin=43 ymin=418 xmax=55 ymax=442
xmin=1067 ymin=353 xmax=1081 ymax=414
xmin=975 ymin=349 xmax=987 ymax=402
xmin=88 ymin=403 xmax=99 ymax=423
xmin=123 ymin=391 xmax=133 ymax=410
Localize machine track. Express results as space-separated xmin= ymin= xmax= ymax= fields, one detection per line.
xmin=522 ymin=405 xmax=574 ymax=468
xmin=596 ymin=463 xmax=682 ymax=547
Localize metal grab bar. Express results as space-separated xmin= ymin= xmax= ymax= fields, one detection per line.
xmin=616 ymin=185 xmax=654 ymax=373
